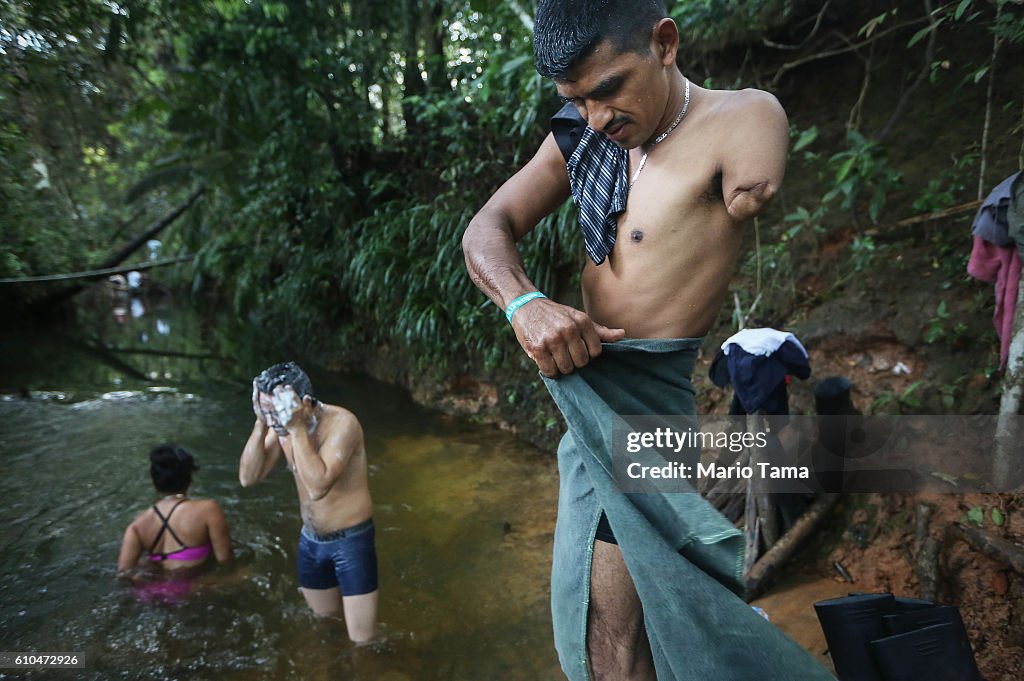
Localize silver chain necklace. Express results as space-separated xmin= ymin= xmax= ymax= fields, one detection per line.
xmin=630 ymin=78 xmax=691 ymax=188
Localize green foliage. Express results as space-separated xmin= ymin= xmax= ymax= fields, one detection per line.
xmin=925 ymin=301 xmax=951 ymax=344
xmin=859 ymin=9 xmax=900 ymax=39
xmin=792 ymin=125 xmax=819 ymax=153
xmin=871 ymin=380 xmax=925 ymax=414
xmin=951 ymin=0 xmax=1024 ymax=44
xmin=958 ymin=504 xmax=1008 ymax=527
xmin=912 ymin=153 xmax=977 ymax=213
xmin=963 ymin=505 xmax=985 ymax=526
xmin=924 ymin=299 xmax=970 ymax=350
xmin=850 ymin=236 xmax=877 ymax=272
xmin=822 ymin=130 xmax=903 ymax=224
xmin=4 ymin=0 xmax=1024 ymax=416
xmin=670 ymin=0 xmax=798 ymax=49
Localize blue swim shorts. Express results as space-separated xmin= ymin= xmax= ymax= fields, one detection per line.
xmin=297 ymin=518 xmax=379 ymax=596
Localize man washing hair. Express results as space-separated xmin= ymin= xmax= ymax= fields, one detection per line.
xmin=463 ymin=1 xmax=832 ymax=679
xmin=240 ymin=362 xmax=378 ymax=643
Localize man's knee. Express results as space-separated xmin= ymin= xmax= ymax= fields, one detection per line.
xmin=587 ymin=542 xmax=655 ymax=680
xmin=299 ymin=586 xmax=342 ymax=617
xmin=587 ymin=608 xmax=648 ymax=677
xmin=342 ymin=590 xmax=379 ymax=643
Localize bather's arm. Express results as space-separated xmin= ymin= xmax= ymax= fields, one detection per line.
xmin=116 ymin=522 xmax=143 ymax=574
xmin=238 ymin=419 xmax=282 ymax=486
xmin=287 ymin=402 xmax=361 ymax=502
xmin=462 ymin=133 xmax=624 ymax=377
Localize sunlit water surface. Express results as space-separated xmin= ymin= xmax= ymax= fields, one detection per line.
xmin=0 ymin=294 xmax=561 ymax=680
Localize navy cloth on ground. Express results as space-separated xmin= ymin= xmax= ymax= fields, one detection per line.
xmin=709 ymin=328 xmax=811 ymax=414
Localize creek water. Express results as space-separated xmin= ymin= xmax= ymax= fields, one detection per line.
xmin=0 ymin=293 xmax=562 ymax=680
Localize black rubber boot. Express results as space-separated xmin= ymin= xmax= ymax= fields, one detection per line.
xmin=812 ymin=376 xmax=858 ymax=493
xmin=875 ymin=606 xmax=982 ymax=681
xmin=890 ymin=596 xmax=935 ymax=613
xmin=869 ymin=621 xmax=982 ymax=681
xmin=814 ymin=593 xmax=895 ymax=681
xmin=814 ymin=376 xmax=856 ymax=416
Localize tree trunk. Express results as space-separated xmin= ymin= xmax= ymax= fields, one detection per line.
xmin=402 ymin=0 xmax=427 ymax=134
xmin=994 ymin=275 xmax=1024 ymax=488
xmin=424 ymin=1 xmax=447 ymax=93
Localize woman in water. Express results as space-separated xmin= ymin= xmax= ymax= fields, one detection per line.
xmin=118 ymin=444 xmax=233 ymax=578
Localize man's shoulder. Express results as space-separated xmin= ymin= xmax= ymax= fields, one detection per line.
xmin=710 ymin=87 xmax=785 ymax=122
xmin=321 ymin=404 xmax=363 ymax=435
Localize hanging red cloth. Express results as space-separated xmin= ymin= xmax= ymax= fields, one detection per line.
xmin=968 ymin=236 xmax=1021 ymax=368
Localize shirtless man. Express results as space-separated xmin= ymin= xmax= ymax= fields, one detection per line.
xmin=239 ymin=361 xmax=377 ymax=643
xmin=462 ymin=1 xmax=788 ymax=679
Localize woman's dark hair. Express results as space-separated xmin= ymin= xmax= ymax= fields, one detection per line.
xmin=149 ymin=444 xmax=198 ymax=494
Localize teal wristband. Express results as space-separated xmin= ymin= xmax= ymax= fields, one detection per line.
xmin=505 ymin=292 xmax=546 ymax=323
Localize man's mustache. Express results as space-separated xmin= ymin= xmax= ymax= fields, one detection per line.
xmin=601 ymin=116 xmax=632 ymax=135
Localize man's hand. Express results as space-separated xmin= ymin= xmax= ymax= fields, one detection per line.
xmin=511 ymin=299 xmax=625 ymax=377
xmin=252 ymin=379 xmax=266 ymax=425
xmin=274 ymin=385 xmax=315 ymax=433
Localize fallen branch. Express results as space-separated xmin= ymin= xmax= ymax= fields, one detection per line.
xmin=750 ymin=415 xmax=779 ymax=552
xmin=97 ymin=186 xmax=205 ymax=270
xmin=744 ymin=493 xmax=840 ymax=600
xmin=757 ymin=490 xmax=779 ymax=551
xmin=0 ymin=254 xmax=193 ymax=284
xmin=31 ymin=186 xmax=204 ymax=308
xmin=100 ymin=347 xmax=227 ymax=361
xmin=71 ymin=340 xmax=149 ymax=382
xmin=864 ymin=199 xmax=984 ymax=238
xmin=915 ymin=503 xmax=940 ymax=602
xmin=743 ymin=481 xmax=761 ymax=575
xmin=954 ymin=523 xmax=1024 ymax=574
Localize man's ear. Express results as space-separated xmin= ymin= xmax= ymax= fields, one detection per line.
xmin=651 ymin=18 xmax=679 ymax=67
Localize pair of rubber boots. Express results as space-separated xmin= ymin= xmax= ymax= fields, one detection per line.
xmin=814 ymin=593 xmax=981 ymax=681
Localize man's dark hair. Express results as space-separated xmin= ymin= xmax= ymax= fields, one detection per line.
xmin=533 ymin=0 xmax=669 ymax=79
xmin=149 ymin=444 xmax=198 ymax=494
xmin=255 ymin=361 xmax=317 ymax=405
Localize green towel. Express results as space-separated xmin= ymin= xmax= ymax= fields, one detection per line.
xmin=542 ymin=338 xmax=835 ymax=681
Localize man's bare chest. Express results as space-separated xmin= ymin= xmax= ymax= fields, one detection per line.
xmin=279 ymin=437 xmax=322 ymax=473
xmin=617 ymin=168 xmax=727 ymax=241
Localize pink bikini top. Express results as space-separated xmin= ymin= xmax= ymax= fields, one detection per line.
xmin=147 ymin=499 xmax=213 ymax=562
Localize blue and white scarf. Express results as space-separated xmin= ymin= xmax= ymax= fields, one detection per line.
xmin=566 ymin=127 xmax=629 ymax=266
